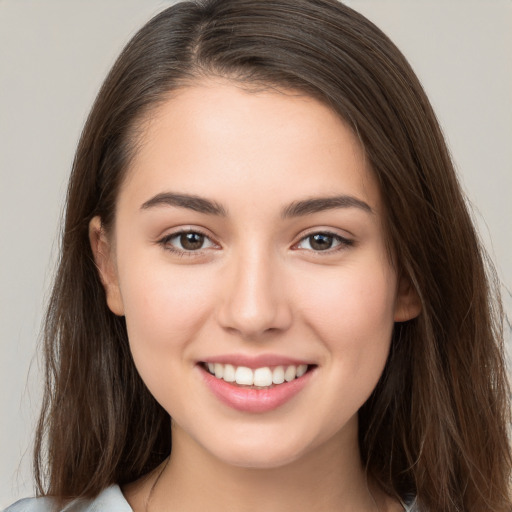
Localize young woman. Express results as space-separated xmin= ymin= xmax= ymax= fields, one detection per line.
xmin=5 ymin=0 xmax=511 ymax=511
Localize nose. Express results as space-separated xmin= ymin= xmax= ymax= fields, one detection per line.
xmin=216 ymin=245 xmax=293 ymax=339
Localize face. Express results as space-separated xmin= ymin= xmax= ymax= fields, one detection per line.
xmin=91 ymin=80 xmax=419 ymax=469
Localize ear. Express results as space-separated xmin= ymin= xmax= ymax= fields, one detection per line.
xmin=394 ymin=274 xmax=422 ymax=322
xmin=88 ymin=216 xmax=125 ymax=316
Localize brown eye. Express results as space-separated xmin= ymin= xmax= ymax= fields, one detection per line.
xmin=308 ymin=233 xmax=334 ymax=251
xmin=296 ymin=232 xmax=353 ymax=252
xmin=161 ymin=231 xmax=216 ymax=253
xmin=180 ymin=232 xmax=205 ymax=250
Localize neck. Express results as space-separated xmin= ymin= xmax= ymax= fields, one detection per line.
xmin=138 ymin=420 xmax=384 ymax=512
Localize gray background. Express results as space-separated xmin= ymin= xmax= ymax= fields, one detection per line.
xmin=1 ymin=0 xmax=510 ymax=507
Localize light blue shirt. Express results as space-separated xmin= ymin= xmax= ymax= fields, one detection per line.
xmin=3 ymin=486 xmax=130 ymax=512
xmin=4 ymin=485 xmax=418 ymax=511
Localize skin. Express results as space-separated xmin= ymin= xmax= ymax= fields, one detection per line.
xmin=90 ymin=79 xmax=420 ymax=512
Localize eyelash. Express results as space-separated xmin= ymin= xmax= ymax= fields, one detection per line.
xmin=157 ymin=229 xmax=354 ymax=256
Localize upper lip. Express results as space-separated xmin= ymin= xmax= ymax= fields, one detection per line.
xmin=199 ymin=353 xmax=314 ymax=369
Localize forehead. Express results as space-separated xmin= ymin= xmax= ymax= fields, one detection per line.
xmin=119 ymin=80 xmax=381 ymax=216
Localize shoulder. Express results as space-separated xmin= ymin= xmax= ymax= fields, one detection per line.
xmin=3 ymin=485 xmax=132 ymax=512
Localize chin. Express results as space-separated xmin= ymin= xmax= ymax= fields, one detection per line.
xmin=198 ymin=425 xmax=323 ymax=470
xmin=214 ymin=443 xmax=305 ymax=470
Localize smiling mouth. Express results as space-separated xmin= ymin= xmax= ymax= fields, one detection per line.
xmin=201 ymin=362 xmax=314 ymax=389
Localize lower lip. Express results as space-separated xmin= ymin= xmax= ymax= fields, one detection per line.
xmin=199 ymin=365 xmax=314 ymax=413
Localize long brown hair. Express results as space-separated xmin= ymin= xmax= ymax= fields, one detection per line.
xmin=35 ymin=1 xmax=511 ymax=510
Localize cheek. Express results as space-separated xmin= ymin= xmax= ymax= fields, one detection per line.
xmin=116 ymin=255 xmax=219 ymax=413
xmin=267 ymin=258 xmax=398 ymax=444
xmin=116 ymin=253 xmax=214 ymax=366
xmin=296 ymin=258 xmax=397 ymax=358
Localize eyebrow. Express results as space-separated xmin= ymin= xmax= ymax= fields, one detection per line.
xmin=281 ymin=195 xmax=373 ymax=218
xmin=140 ymin=192 xmax=373 ymax=218
xmin=141 ymin=192 xmax=227 ymax=216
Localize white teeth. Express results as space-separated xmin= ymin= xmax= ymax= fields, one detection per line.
xmin=205 ymin=362 xmax=309 ymax=387
xmin=272 ymin=366 xmax=285 ymax=385
xmin=214 ymin=363 xmax=224 ymax=379
xmin=284 ymin=365 xmax=296 ymax=382
xmin=235 ymin=366 xmax=254 ymax=385
xmin=296 ymin=364 xmax=308 ymax=377
xmin=253 ymin=367 xmax=273 ymax=387
xmin=223 ymin=364 xmax=236 ymax=383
